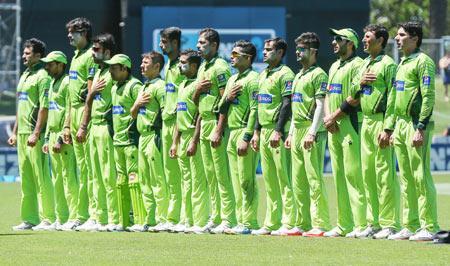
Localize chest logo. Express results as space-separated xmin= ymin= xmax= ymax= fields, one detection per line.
xmin=328 ymin=83 xmax=342 ymax=94
xmin=395 ymin=80 xmax=405 ymax=91
xmin=292 ymin=93 xmax=303 ymax=103
xmin=177 ymin=102 xmax=188 ymax=111
xmin=362 ymin=85 xmax=373 ymax=95
xmin=112 ymin=105 xmax=125 ymax=114
xmin=258 ymin=94 xmax=273 ymax=104
xmin=18 ymin=92 xmax=28 ymax=101
xmin=165 ymin=83 xmax=176 ymax=93
xmin=69 ymin=71 xmax=78 ymax=80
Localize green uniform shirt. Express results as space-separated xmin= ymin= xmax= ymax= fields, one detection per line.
xmin=220 ymin=68 xmax=259 ymax=136
xmin=257 ymin=64 xmax=295 ymax=127
xmin=16 ymin=62 xmax=51 ymax=134
xmin=137 ymin=77 xmax=165 ymax=135
xmin=111 ymin=75 xmax=142 ymax=146
xmin=394 ymin=50 xmax=435 ymax=128
xmin=46 ymin=74 xmax=70 ymax=138
xmin=68 ymin=44 xmax=97 ymax=106
xmin=176 ymin=78 xmax=198 ymax=132
xmin=162 ymin=57 xmax=185 ymax=121
xmin=91 ymin=66 xmax=114 ymax=125
xmin=327 ymin=55 xmax=364 ymax=112
xmin=353 ymin=53 xmax=397 ymax=130
xmin=292 ymin=65 xmax=328 ymax=131
xmin=197 ymin=55 xmax=231 ymax=121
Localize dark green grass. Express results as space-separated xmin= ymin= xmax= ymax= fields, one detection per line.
xmin=0 ymin=174 xmax=449 ymax=265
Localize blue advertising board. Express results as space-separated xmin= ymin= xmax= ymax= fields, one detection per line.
xmin=142 ymin=6 xmax=286 ymax=72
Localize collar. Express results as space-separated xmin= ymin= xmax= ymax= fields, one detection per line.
xmin=27 ymin=61 xmax=44 ymax=72
xmin=145 ymin=75 xmax=162 ymax=85
xmin=266 ymin=63 xmax=284 ymax=73
xmin=299 ymin=64 xmax=318 ymax=76
xmin=74 ymin=43 xmax=92 ymax=57
xmin=367 ymin=50 xmax=385 ymax=63
xmin=236 ymin=67 xmax=252 ymax=79
xmin=338 ymin=53 xmax=357 ymax=68
xmin=204 ymin=54 xmax=219 ymax=67
xmin=117 ymin=74 xmax=132 ymax=87
xmin=168 ymin=57 xmax=179 ymax=68
xmin=401 ymin=48 xmax=421 ymax=63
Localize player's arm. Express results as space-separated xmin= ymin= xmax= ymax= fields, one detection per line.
xmin=28 ymin=75 xmax=51 ymax=147
xmin=417 ymin=58 xmax=435 ymax=130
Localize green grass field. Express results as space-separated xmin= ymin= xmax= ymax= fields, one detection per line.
xmin=0 ymin=174 xmax=449 ymax=265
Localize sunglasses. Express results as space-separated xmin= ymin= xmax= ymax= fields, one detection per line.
xmin=230 ymin=51 xmax=252 ymax=59
xmin=296 ymin=47 xmax=308 ymax=52
xmin=334 ymin=36 xmax=349 ymax=42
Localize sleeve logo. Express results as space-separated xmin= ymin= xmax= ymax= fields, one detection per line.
xmin=422 ymin=76 xmax=431 ymax=86
xmin=285 ymin=80 xmax=293 ymax=91
xmin=138 ymin=107 xmax=146 ymax=115
xmin=112 ymin=105 xmax=125 ymax=114
xmin=252 ymin=91 xmax=258 ymax=100
xmin=217 ymin=73 xmax=226 ymax=84
xmin=320 ymin=82 xmax=328 ymax=92
xmin=258 ymin=93 xmax=273 ymax=104
xmin=89 ymin=67 xmax=96 ymax=76
xmin=49 ymin=101 xmax=59 ymax=110
xmin=44 ymin=89 xmax=49 ymax=97
xmin=395 ymin=80 xmax=405 ymax=91
xmin=362 ymin=85 xmax=372 ymax=95
xmin=93 ymin=94 xmax=102 ymax=101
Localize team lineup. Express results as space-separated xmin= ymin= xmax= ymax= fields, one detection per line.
xmin=8 ymin=17 xmax=440 ymax=241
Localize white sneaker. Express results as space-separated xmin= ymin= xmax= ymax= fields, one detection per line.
xmin=97 ymin=224 xmax=108 ymax=232
xmin=127 ymin=224 xmax=143 ymax=232
xmin=345 ymin=228 xmax=362 ymax=238
xmin=190 ymin=225 xmax=209 ymax=234
xmin=373 ymin=228 xmax=396 ymax=239
xmin=356 ymin=226 xmax=379 ymax=238
xmin=286 ymin=227 xmax=304 ymax=236
xmin=224 ymin=224 xmax=242 ymax=234
xmin=32 ymin=220 xmax=53 ymax=231
xmin=55 ymin=221 xmax=63 ymax=231
xmin=75 ymin=220 xmax=97 ymax=232
xmin=166 ymin=222 xmax=176 ymax=232
xmin=172 ymin=223 xmax=187 ymax=233
xmin=114 ymin=224 xmax=125 ymax=232
xmin=303 ymin=228 xmax=326 ymax=237
xmin=12 ymin=222 xmax=35 ymax=231
xmin=251 ymin=227 xmax=271 ymax=235
xmin=210 ymin=222 xmax=231 ymax=234
xmin=324 ymin=227 xmax=343 ymax=237
xmin=204 ymin=220 xmax=218 ymax=231
xmin=409 ymin=229 xmax=434 ymax=241
xmin=388 ymin=228 xmax=414 ymax=240
xmin=46 ymin=222 xmax=57 ymax=231
xmin=61 ymin=220 xmax=82 ymax=231
xmin=153 ymin=222 xmax=170 ymax=232
xmin=271 ymin=225 xmax=292 ymax=236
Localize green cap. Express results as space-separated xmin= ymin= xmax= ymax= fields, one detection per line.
xmin=104 ymin=54 xmax=132 ymax=68
xmin=40 ymin=51 xmax=67 ymax=64
xmin=329 ymin=28 xmax=359 ymax=49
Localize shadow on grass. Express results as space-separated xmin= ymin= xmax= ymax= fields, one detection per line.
xmin=0 ymin=233 xmax=33 ymax=236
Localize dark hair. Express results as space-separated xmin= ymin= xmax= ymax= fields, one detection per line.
xmin=66 ymin=17 xmax=92 ymax=42
xmin=363 ymin=24 xmax=389 ymax=49
xmin=23 ymin=38 xmax=46 ymax=57
xmin=234 ymin=40 xmax=257 ymax=63
xmin=180 ymin=48 xmax=201 ymax=67
xmin=265 ymin=37 xmax=288 ymax=57
xmin=295 ymin=32 xmax=321 ymax=49
xmin=398 ymin=21 xmax=423 ymax=47
xmin=160 ymin=27 xmax=181 ymax=49
xmin=93 ymin=33 xmax=116 ymax=55
xmin=142 ymin=51 xmax=165 ymax=72
xmin=199 ymin=28 xmax=220 ymax=49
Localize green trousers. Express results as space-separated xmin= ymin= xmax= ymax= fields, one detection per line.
xmin=291 ymin=124 xmax=330 ymax=231
xmin=328 ymin=116 xmax=367 ymax=234
xmin=200 ymin=119 xmax=237 ymax=226
xmin=48 ymin=132 xmax=78 ymax=223
xmin=361 ymin=114 xmax=400 ymax=230
xmin=177 ymin=129 xmax=209 ymax=227
xmin=393 ymin=117 xmax=439 ymax=232
xmin=89 ymin=123 xmax=118 ymax=225
xmin=114 ymin=145 xmax=146 ymax=227
xmin=162 ymin=118 xmax=182 ymax=224
xmin=227 ymin=128 xmax=259 ymax=229
xmin=139 ymin=132 xmax=169 ymax=225
xmin=260 ymin=126 xmax=296 ymax=230
xmin=70 ymin=105 xmax=96 ymax=222
xmin=18 ymin=134 xmax=55 ymax=224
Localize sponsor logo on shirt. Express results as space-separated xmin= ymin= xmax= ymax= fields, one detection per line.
xmin=69 ymin=70 xmax=78 ymax=80
xmin=231 ymin=98 xmax=239 ymax=105
xmin=217 ymin=74 xmax=226 ymax=84
xmin=362 ymin=85 xmax=372 ymax=95
xmin=177 ymin=102 xmax=187 ymax=111
xmin=258 ymin=93 xmax=272 ymax=104
xmin=138 ymin=107 xmax=146 ymax=115
xmin=285 ymin=80 xmax=293 ymax=91
xmin=165 ymin=83 xmax=176 ymax=93
xmin=49 ymin=101 xmax=59 ymax=110
xmin=112 ymin=105 xmax=125 ymax=114
xmin=292 ymin=93 xmax=303 ymax=102
xmin=89 ymin=67 xmax=96 ymax=76
xmin=395 ymin=80 xmax=405 ymax=91
xmin=18 ymin=92 xmax=28 ymax=101
xmin=320 ymin=82 xmax=328 ymax=92
xmin=93 ymin=94 xmax=102 ymax=101
xmin=422 ymin=76 xmax=431 ymax=86
xmin=328 ymin=83 xmax=342 ymax=94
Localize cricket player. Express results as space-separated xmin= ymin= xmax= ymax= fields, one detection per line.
xmin=129 ymin=51 xmax=168 ymax=232
xmin=10 ymin=38 xmax=56 ymax=231
xmin=285 ymin=32 xmax=331 ymax=237
xmin=105 ymin=54 xmax=146 ymax=230
xmin=77 ymin=33 xmax=120 ymax=231
xmin=250 ymin=37 xmax=296 ymax=236
xmin=62 ymin=17 xmax=97 ymax=231
xmin=347 ymin=24 xmax=400 ymax=239
xmin=323 ymin=28 xmax=367 ymax=238
xmin=388 ymin=22 xmax=439 ymax=241
xmin=170 ymin=49 xmax=210 ymax=234
xmin=193 ymin=28 xmax=237 ymax=231
xmin=218 ymin=40 xmax=259 ymax=234
xmin=41 ymin=51 xmax=79 ymax=230
xmin=159 ymin=27 xmax=185 ymax=229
